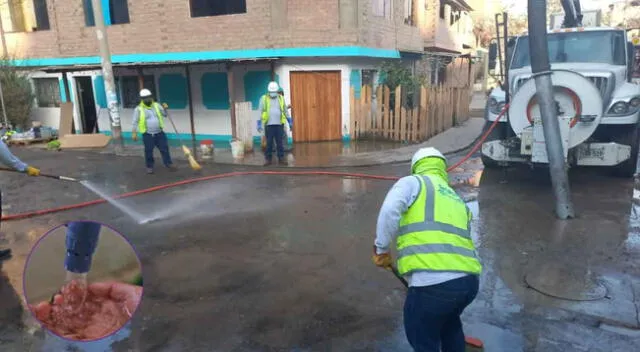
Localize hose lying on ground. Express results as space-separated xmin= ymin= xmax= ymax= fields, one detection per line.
xmin=2 ymin=106 xmax=508 ymax=222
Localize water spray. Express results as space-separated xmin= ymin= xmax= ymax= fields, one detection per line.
xmin=62 ymin=221 xmax=101 ymax=308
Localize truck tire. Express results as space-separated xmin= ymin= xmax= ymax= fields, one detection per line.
xmin=612 ymin=125 xmax=640 ymax=178
xmin=481 ymin=121 xmax=506 ymax=169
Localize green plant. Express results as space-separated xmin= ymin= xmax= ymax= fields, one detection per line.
xmin=0 ymin=57 xmax=35 ymax=130
xmin=379 ymin=61 xmax=425 ymax=109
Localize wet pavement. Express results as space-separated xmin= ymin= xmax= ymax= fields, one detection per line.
xmin=26 ymin=117 xmax=483 ymax=168
xmin=0 ymin=147 xmax=638 ymax=351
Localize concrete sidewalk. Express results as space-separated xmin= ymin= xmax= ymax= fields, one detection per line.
xmin=166 ymin=117 xmax=484 ymax=168
xmin=33 ymin=117 xmax=485 ymax=169
xmin=329 ymin=117 xmax=485 ymax=167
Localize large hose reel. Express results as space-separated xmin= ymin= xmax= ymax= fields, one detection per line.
xmin=508 ymin=70 xmax=604 ymax=150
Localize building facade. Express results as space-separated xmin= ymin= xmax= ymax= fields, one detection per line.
xmin=6 ymin=0 xmax=475 ymax=144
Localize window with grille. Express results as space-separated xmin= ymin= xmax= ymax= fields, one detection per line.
xmin=190 ymin=0 xmax=247 ymax=18
xmin=33 ymin=78 xmax=61 ymax=108
xmin=118 ymin=76 xmax=156 ymax=109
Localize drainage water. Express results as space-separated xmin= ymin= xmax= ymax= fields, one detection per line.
xmin=80 ymin=181 xmax=149 ymax=224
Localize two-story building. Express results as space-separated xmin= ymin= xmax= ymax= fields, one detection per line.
xmin=4 ymin=0 xmax=475 ymax=144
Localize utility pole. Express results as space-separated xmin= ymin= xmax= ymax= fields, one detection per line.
xmin=91 ymin=0 xmax=123 ymax=152
xmin=0 ymin=11 xmax=10 ymax=127
xmin=528 ymin=0 xmax=575 ymax=219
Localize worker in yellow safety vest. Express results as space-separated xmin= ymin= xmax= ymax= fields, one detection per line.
xmin=132 ymin=89 xmax=176 ymax=174
xmin=257 ymin=81 xmax=292 ymax=166
xmin=372 ymin=147 xmax=481 ymax=352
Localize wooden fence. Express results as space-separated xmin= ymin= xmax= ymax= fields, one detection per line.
xmin=350 ymin=85 xmax=471 ymax=142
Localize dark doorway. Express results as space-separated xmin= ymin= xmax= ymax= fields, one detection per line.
xmin=75 ymin=77 xmax=99 ymax=133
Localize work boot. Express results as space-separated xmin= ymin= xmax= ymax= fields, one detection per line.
xmin=278 ymin=158 xmax=288 ymax=166
xmin=167 ymin=165 xmax=177 ymax=172
xmin=263 ymin=159 xmax=273 ymax=166
xmin=0 ymin=248 xmax=12 ymax=261
xmin=146 ymin=168 xmax=154 ymax=174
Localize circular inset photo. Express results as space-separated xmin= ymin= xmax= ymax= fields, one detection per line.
xmin=23 ymin=221 xmax=143 ymax=342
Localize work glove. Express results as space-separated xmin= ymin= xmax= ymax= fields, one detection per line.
xmin=132 ymin=132 xmax=138 ymax=142
xmin=162 ymin=103 xmax=169 ymax=110
xmin=257 ymin=120 xmax=263 ymax=133
xmin=372 ymin=246 xmax=392 ymax=268
xmin=287 ymin=117 xmax=293 ymax=129
xmin=26 ymin=166 xmax=40 ymax=176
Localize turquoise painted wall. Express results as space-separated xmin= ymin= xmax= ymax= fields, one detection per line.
xmin=350 ymin=69 xmax=362 ymax=99
xmin=243 ymin=71 xmax=280 ymax=110
xmin=201 ymin=73 xmax=229 ymax=109
xmin=93 ymin=75 xmax=107 ymax=108
xmin=159 ymin=74 xmax=188 ymax=109
xmin=58 ymin=78 xmax=67 ymax=102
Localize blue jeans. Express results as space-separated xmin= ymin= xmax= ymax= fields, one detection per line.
xmin=403 ymin=275 xmax=479 ymax=352
xmin=265 ymin=124 xmax=285 ymax=161
xmin=142 ymin=131 xmax=173 ymax=169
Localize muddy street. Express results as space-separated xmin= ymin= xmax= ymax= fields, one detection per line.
xmin=0 ymin=148 xmax=638 ymax=351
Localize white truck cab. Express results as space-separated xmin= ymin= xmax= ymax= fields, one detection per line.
xmin=482 ymin=26 xmax=640 ymax=177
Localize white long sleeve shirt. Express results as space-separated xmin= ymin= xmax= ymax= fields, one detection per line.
xmin=375 ymin=175 xmax=467 ymax=287
xmin=0 ymin=139 xmax=27 ymax=172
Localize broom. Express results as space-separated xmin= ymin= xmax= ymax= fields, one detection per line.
xmin=161 ymin=103 xmax=202 ymax=171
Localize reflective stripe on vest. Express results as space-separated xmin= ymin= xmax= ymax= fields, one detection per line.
xmin=396 ymin=175 xmax=481 ymax=276
xmin=138 ymin=102 xmax=165 ymax=134
xmin=261 ymin=95 xmax=287 ymax=125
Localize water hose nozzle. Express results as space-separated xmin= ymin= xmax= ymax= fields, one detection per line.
xmin=64 ymin=221 xmax=101 ymax=274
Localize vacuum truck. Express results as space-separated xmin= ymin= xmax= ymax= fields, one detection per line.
xmin=482 ymin=0 xmax=640 ymax=178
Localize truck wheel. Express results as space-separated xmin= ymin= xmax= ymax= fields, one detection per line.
xmin=481 ymin=121 xmax=506 ymax=169
xmin=612 ymin=125 xmax=640 ymax=178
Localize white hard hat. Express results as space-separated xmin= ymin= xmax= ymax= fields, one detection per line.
xmin=410 ymin=147 xmax=446 ymax=171
xmin=267 ymin=81 xmax=279 ymax=93
xmin=139 ymin=89 xmax=153 ymax=98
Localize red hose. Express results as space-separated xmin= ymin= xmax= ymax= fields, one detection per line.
xmin=3 ymin=106 xmax=508 ymax=222
xmin=447 ymin=104 xmax=508 ymax=171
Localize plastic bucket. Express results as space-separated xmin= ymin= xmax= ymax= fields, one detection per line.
xmin=231 ymin=140 xmax=245 ymax=159
xmin=200 ymin=140 xmax=214 ymax=159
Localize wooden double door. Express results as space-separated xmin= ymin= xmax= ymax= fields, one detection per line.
xmin=289 ymin=71 xmax=342 ymax=142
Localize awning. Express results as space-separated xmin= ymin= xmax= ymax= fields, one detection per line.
xmin=36 ymin=58 xmax=279 ymax=73
xmin=442 ymin=0 xmax=473 ymax=12
xmin=424 ymin=46 xmax=462 ymax=56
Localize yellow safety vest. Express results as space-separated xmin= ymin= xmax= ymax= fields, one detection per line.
xmin=137 ymin=102 xmax=165 ymax=134
xmin=261 ymin=95 xmax=287 ymax=126
xmin=397 ymin=175 xmax=482 ymax=276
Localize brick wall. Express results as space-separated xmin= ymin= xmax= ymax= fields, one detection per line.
xmin=359 ymin=0 xmax=423 ymax=52
xmin=7 ymin=0 xmax=426 ymax=60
